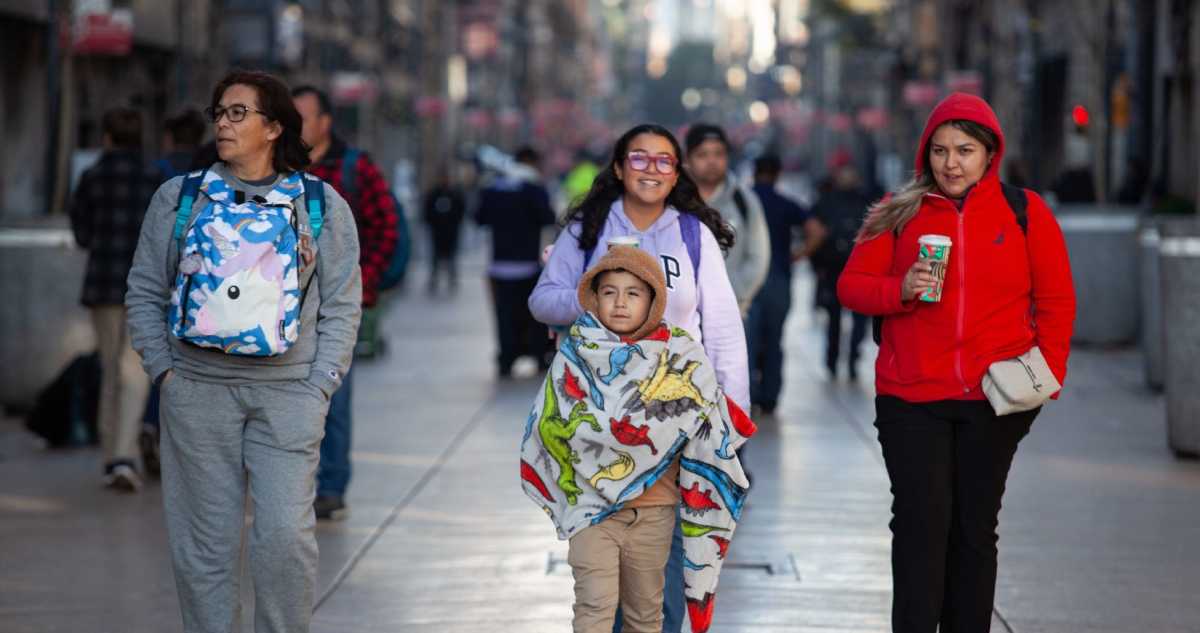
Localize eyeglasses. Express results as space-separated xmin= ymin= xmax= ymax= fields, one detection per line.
xmin=627 ymin=152 xmax=678 ymax=175
xmin=205 ymin=104 xmax=270 ymax=123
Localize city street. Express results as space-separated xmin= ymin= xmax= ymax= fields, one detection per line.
xmin=2 ymin=245 xmax=1198 ymax=633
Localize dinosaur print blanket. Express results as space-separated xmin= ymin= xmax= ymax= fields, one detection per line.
xmin=519 ymin=313 xmax=756 ymax=633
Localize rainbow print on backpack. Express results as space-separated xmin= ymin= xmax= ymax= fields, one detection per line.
xmin=167 ymin=169 xmax=325 ymax=356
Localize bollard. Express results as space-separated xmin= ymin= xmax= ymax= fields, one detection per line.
xmin=1139 ymin=223 xmax=1164 ymax=389
xmin=0 ymin=224 xmax=95 ymax=408
xmin=1158 ymin=217 xmax=1200 ymax=458
xmin=1057 ymin=207 xmax=1140 ymax=345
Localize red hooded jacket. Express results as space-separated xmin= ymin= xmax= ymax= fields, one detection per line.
xmin=838 ymin=93 xmax=1076 ymax=403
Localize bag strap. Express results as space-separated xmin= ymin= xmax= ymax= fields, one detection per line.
xmin=341 ymin=147 xmax=362 ymax=202
xmin=172 ymin=169 xmax=208 ymax=245
xmin=581 ymin=214 xmax=702 ymax=281
xmin=1000 ymin=182 xmax=1029 ymax=236
xmin=583 ymin=241 xmax=596 ymax=268
xmin=679 ymin=212 xmax=702 ymax=279
xmin=302 ymin=173 xmax=327 ymax=240
xmin=732 ymin=188 xmax=749 ymax=221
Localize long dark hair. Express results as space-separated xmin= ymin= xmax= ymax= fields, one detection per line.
xmin=210 ymin=70 xmax=312 ymax=174
xmin=564 ymin=123 xmax=735 ymax=253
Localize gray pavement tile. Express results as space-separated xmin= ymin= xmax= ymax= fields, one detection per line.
xmin=3 ymin=250 xmax=1200 ymax=632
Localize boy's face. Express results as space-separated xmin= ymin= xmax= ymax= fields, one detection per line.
xmin=594 ymin=270 xmax=654 ymax=337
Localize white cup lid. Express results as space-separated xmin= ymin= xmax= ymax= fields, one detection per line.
xmin=918 ymin=234 xmax=953 ymax=246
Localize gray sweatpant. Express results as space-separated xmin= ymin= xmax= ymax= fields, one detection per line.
xmin=159 ymin=373 xmax=330 ymax=633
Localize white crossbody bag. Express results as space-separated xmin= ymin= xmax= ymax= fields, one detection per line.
xmin=982 ymin=346 xmax=1061 ymax=415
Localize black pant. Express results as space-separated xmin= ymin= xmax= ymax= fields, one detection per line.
xmin=490 ymin=275 xmax=548 ymax=372
xmin=874 ymin=395 xmax=1039 ymax=633
xmin=429 ymin=246 xmax=457 ymax=288
xmin=822 ymin=296 xmax=869 ymax=374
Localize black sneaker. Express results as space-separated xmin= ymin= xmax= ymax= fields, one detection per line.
xmin=314 ymin=496 xmax=348 ymax=521
xmin=139 ymin=425 xmax=161 ymax=478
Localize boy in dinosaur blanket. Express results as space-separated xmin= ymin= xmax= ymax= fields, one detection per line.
xmin=519 ymin=245 xmax=756 ymax=633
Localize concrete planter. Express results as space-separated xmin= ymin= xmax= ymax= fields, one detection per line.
xmin=1139 ymin=223 xmax=1164 ymax=390
xmin=0 ymin=223 xmax=94 ymax=409
xmin=1056 ymin=206 xmax=1140 ymax=345
xmin=1159 ymin=217 xmax=1200 ymax=457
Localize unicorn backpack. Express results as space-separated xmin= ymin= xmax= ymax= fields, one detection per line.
xmin=167 ymin=169 xmax=326 ymax=356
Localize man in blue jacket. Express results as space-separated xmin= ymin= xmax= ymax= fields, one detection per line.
xmin=748 ymin=155 xmax=824 ymax=412
xmin=475 ymin=147 xmax=557 ymax=376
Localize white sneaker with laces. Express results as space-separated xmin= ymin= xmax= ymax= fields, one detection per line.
xmin=106 ymin=463 xmax=144 ymax=492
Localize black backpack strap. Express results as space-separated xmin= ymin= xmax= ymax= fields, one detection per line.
xmin=1000 ymin=182 xmax=1029 ymax=236
xmin=732 ymin=188 xmax=749 ymax=221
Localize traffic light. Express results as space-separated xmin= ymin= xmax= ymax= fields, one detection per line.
xmin=1072 ymin=104 xmax=1089 ymax=129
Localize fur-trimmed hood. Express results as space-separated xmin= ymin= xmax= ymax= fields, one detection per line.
xmin=577 ymin=245 xmax=668 ymax=341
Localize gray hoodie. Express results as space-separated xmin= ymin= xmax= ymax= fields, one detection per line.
xmin=707 ymin=171 xmax=771 ymax=312
xmin=125 ymin=162 xmax=362 ymax=397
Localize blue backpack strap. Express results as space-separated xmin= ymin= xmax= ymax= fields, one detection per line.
xmin=173 ymin=169 xmax=207 ymax=245
xmin=583 ymin=244 xmax=597 ymax=268
xmin=341 ymin=147 xmax=362 ymax=202
xmin=302 ymin=173 xmax=327 ymax=239
xmin=679 ymin=213 xmax=702 ymax=279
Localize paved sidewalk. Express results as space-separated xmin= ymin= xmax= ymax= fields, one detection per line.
xmin=2 ymin=248 xmax=1198 ymax=632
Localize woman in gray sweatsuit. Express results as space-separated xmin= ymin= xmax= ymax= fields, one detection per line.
xmin=125 ymin=71 xmax=361 ymax=633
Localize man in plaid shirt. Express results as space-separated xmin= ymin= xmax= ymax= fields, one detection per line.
xmin=69 ymin=106 xmax=164 ymax=492
xmin=294 ymin=86 xmax=399 ymax=520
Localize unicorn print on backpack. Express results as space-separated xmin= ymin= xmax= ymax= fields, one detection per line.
xmin=168 ymin=169 xmax=324 ymax=356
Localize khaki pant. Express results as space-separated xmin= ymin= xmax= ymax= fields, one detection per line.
xmin=568 ymin=505 xmax=675 ymax=633
xmin=93 ymin=305 xmax=149 ymax=465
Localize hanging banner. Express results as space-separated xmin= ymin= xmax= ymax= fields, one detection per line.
xmin=73 ymin=0 xmax=133 ymax=56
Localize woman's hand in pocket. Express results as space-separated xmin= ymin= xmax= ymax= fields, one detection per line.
xmin=302 ymin=380 xmax=330 ymax=402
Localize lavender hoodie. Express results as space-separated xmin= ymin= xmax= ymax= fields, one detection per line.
xmin=528 ymin=199 xmax=750 ymax=408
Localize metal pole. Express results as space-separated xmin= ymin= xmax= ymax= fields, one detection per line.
xmin=1028 ymin=0 xmax=1044 ymax=193
xmin=266 ymin=0 xmax=277 ymax=73
xmin=177 ymin=0 xmax=186 ymax=104
xmin=43 ymin=0 xmax=61 ymax=215
xmin=1103 ymin=0 xmax=1116 ymax=202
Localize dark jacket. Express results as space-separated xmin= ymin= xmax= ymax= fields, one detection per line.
xmin=155 ymin=150 xmax=197 ymax=180
xmin=423 ymin=185 xmax=467 ymax=250
xmin=304 ymin=137 xmax=399 ymax=308
xmin=812 ymin=188 xmax=873 ymax=273
xmin=752 ymin=183 xmax=810 ymax=280
xmin=474 ymin=165 xmax=555 ymax=264
xmin=69 ymin=149 xmax=164 ymax=306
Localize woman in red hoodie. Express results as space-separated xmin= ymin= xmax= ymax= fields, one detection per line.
xmin=838 ymin=94 xmax=1075 ymax=632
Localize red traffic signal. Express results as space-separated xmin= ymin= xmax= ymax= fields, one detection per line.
xmin=1072 ymin=104 xmax=1089 ymax=127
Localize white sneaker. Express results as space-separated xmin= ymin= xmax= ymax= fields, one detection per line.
xmin=105 ymin=463 xmax=144 ymax=493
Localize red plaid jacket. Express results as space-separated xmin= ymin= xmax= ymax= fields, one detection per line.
xmin=305 ymin=138 xmax=399 ymax=307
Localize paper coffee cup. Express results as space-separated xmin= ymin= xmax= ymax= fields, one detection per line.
xmin=607 ymin=236 xmax=640 ymax=250
xmin=917 ymin=235 xmax=952 ymax=302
